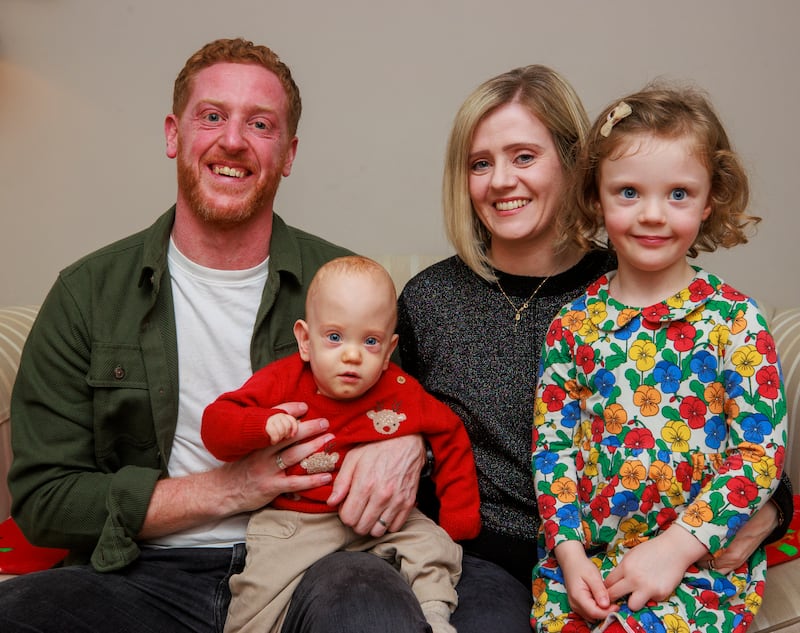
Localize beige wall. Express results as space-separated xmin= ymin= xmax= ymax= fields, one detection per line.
xmin=2 ymin=0 xmax=798 ymax=307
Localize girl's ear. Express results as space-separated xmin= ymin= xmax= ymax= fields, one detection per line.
xmin=293 ymin=320 xmax=311 ymax=361
xmin=702 ymin=199 xmax=713 ymax=221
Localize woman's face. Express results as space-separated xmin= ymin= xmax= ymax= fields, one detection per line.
xmin=468 ymin=102 xmax=565 ymax=252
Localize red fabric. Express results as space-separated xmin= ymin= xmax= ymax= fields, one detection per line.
xmin=765 ymin=494 xmax=800 ymax=567
xmin=0 ymin=517 xmax=68 ymax=574
xmin=202 ymin=354 xmax=481 ymax=540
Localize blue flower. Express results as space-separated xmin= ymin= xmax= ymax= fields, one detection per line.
xmin=742 ymin=413 xmax=772 ymax=443
xmin=639 ymin=610 xmax=667 ymax=633
xmin=703 ymin=415 xmax=726 ymax=450
xmin=614 ymin=315 xmax=641 ymax=341
xmin=561 ymin=401 xmax=582 ymax=429
xmin=690 ymin=350 xmax=718 ymax=382
xmin=653 ymin=360 xmax=681 ymax=394
xmin=611 ymin=491 xmax=639 ymax=517
xmin=723 ymin=369 xmax=745 ymax=398
xmin=594 ymin=368 xmax=616 ymax=397
xmin=727 ymin=513 xmax=748 ymax=539
xmin=555 ymin=503 xmax=580 ymax=529
xmin=533 ymin=451 xmax=559 ymax=475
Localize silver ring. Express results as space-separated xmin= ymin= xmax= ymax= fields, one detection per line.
xmin=708 ymin=558 xmax=716 ymax=570
xmin=376 ymin=517 xmax=388 ymax=528
xmin=276 ymin=454 xmax=287 ymax=470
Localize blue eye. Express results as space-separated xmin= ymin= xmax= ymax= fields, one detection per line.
xmin=365 ymin=337 xmax=378 ymax=347
xmin=621 ymin=187 xmax=637 ymax=199
xmin=206 ymin=112 xmax=221 ymax=122
xmin=670 ymin=188 xmax=687 ymax=201
xmin=515 ymin=153 xmax=535 ymax=166
xmin=470 ymin=159 xmax=490 ymax=173
xmin=327 ymin=333 xmax=341 ymax=343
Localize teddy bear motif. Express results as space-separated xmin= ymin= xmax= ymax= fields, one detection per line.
xmin=300 ymin=451 xmax=340 ymax=474
xmin=367 ymin=409 xmax=407 ymax=435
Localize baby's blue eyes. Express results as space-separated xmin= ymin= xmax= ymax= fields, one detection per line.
xmin=327 ymin=333 xmax=342 ymax=343
xmin=621 ymin=187 xmax=637 ymax=199
xmin=670 ymin=188 xmax=687 ymax=201
xmin=365 ymin=337 xmax=378 ymax=347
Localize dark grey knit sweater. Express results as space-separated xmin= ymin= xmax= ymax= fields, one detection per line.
xmin=397 ymin=251 xmax=614 ymax=582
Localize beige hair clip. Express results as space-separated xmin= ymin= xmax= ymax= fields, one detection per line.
xmin=600 ymin=101 xmax=632 ymax=137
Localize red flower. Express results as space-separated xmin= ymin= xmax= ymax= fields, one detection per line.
xmin=578 ymin=476 xmax=593 ymax=503
xmin=656 ymin=507 xmax=677 ymax=529
xmin=541 ymin=384 xmax=566 ymax=412
xmin=667 ymin=322 xmax=697 ymax=352
xmin=689 ymin=278 xmax=714 ymax=301
xmin=756 ymin=330 xmax=778 ymax=363
xmin=543 ymin=520 xmax=559 ymax=550
xmin=698 ymin=589 xmax=720 ymax=609
xmin=640 ymin=483 xmax=660 ymax=513
xmin=720 ymin=284 xmax=747 ymax=302
xmin=680 ymin=396 xmax=708 ymax=429
xmin=562 ymin=620 xmax=592 ymax=633
xmin=726 ymin=476 xmax=758 ymax=508
xmin=590 ymin=495 xmax=611 ymax=523
xmin=537 ymin=494 xmax=557 ymax=519
xmin=676 ymin=462 xmax=694 ymax=491
xmin=591 ymin=415 xmax=604 ymax=442
xmin=575 ymin=344 xmax=596 ymax=373
xmin=546 ymin=322 xmax=564 ymax=347
xmin=756 ymin=365 xmax=781 ymax=400
xmin=641 ymin=303 xmax=670 ymax=329
xmin=623 ymin=428 xmax=656 ymax=449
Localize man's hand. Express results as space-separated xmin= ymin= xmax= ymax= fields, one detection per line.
xmin=327 ymin=434 xmax=426 ymax=536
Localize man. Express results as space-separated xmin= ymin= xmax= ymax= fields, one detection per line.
xmin=0 ymin=38 xmax=427 ymax=632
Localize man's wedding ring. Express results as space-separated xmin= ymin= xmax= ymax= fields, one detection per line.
xmin=376 ymin=517 xmax=388 ymax=528
xmin=276 ymin=454 xmax=287 ymax=470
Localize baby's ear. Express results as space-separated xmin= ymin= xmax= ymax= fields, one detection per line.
xmin=384 ymin=333 xmax=399 ymax=369
xmin=294 ymin=320 xmax=311 ymax=361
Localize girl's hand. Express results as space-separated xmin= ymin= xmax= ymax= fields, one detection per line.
xmin=555 ymin=541 xmax=618 ymax=622
xmin=605 ymin=526 xmax=707 ymax=611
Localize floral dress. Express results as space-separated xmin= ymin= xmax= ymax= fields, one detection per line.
xmin=531 ymin=268 xmax=787 ymax=633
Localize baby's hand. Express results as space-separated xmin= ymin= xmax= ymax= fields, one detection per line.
xmin=266 ymin=412 xmax=299 ymax=445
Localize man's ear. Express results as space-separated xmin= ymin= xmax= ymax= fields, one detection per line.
xmin=164 ymin=114 xmax=179 ymax=159
xmin=282 ymin=136 xmax=298 ymax=177
xmin=294 ymin=319 xmax=311 ymax=361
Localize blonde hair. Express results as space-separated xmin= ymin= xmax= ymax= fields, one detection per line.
xmin=443 ymin=65 xmax=590 ymax=281
xmin=172 ymin=38 xmax=302 ymax=137
xmin=567 ymin=82 xmax=759 ymax=256
xmin=307 ymin=256 xmax=398 ymax=327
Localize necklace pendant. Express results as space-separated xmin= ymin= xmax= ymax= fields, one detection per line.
xmin=515 ymin=312 xmax=522 ymax=322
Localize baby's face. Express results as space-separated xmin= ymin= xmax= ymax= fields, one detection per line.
xmin=301 ymin=272 xmax=397 ymax=400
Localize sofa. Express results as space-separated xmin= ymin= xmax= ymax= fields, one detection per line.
xmin=1 ymin=259 xmax=799 ymax=631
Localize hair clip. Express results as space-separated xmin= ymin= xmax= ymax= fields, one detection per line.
xmin=599 ymin=101 xmax=632 ymax=138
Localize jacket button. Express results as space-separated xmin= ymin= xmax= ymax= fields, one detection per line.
xmin=113 ymin=365 xmax=126 ymax=380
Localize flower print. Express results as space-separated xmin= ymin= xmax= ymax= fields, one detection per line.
xmin=590 ymin=494 xmax=610 ymax=523
xmin=614 ymin=314 xmax=641 ymax=341
xmin=698 ymin=589 xmax=721 ymax=610
xmin=756 ymin=330 xmax=778 ymax=363
xmin=722 ymin=369 xmax=744 ymax=398
xmin=560 ymin=401 xmax=582 ymax=429
xmin=590 ymin=415 xmax=604 ymax=443
xmin=656 ymin=506 xmax=678 ymax=529
xmin=720 ymin=283 xmax=747 ymax=302
xmin=616 ymin=307 xmax=639 ymax=328
xmin=654 ymin=360 xmax=681 ymax=393
xmin=754 ymin=455 xmax=778 ymax=489
xmin=730 ymin=309 xmax=747 ymax=335
xmin=584 ymin=447 xmax=600 ymax=477
xmin=661 ymin=420 xmax=691 ymax=452
xmin=543 ymin=519 xmax=559 ymax=550
xmin=633 ymin=385 xmax=661 ymax=416
xmin=727 ymin=512 xmax=748 ymax=539
xmin=541 ymin=384 xmax=566 ymax=412
xmin=703 ymin=415 xmax=726 ymax=450
xmin=641 ymin=302 xmax=671 ymax=329
xmin=620 ymin=517 xmax=648 ymax=547
xmin=724 ymin=397 xmax=740 ymax=422
xmin=533 ymin=397 xmax=547 ymax=428
xmin=708 ymin=323 xmax=732 ymax=349
xmin=726 ymin=476 xmax=758 ymax=508
xmin=531 ymin=580 xmax=548 ymax=619
xmin=732 ymin=344 xmax=763 ymax=378
xmin=663 ymin=612 xmax=690 ymax=633
xmin=537 ymin=494 xmax=557 ymax=519
xmin=665 ymin=479 xmax=685 ymax=506
xmin=640 ymin=482 xmax=660 ymax=513
xmin=666 ymin=288 xmax=691 ymax=309
xmin=620 ymin=459 xmax=647 ymax=490
xmin=551 ymin=477 xmax=578 ymax=503
xmin=565 ymin=379 xmax=591 ymax=404
xmin=675 ymin=462 xmax=694 ymax=492
xmin=545 ymin=320 xmax=565 ymax=347
xmin=755 ymin=365 xmax=781 ymax=400
xmin=690 ymin=350 xmax=718 ymax=383
xmin=534 ymin=450 xmax=559 ymax=475
xmin=587 ymin=300 xmax=607 ymax=325
xmin=704 ymin=382 xmax=725 ymax=414
xmin=593 ymin=368 xmax=617 ymax=397
xmin=682 ymin=499 xmax=713 ymax=527
xmin=680 ymin=396 xmax=708 ymax=429
xmin=603 ymin=403 xmax=627 ymax=434
xmin=610 ymin=490 xmax=639 ymax=517
xmin=738 ymin=441 xmax=766 ymax=463
xmin=685 ymin=306 xmax=704 ymax=323
xmin=623 ymin=429 xmax=656 ymax=451
xmin=640 ymin=610 xmax=667 ymax=633
xmin=629 ymin=339 xmax=657 ymax=371
xmin=578 ymin=475 xmax=593 ymax=503
xmin=562 ymin=309 xmax=587 ymax=334
xmin=555 ymin=501 xmax=581 ymax=527
xmin=575 ymin=344 xmax=595 ymax=373
xmin=689 ymin=277 xmax=714 ymax=301
xmin=649 ymin=460 xmax=675 ymax=492
xmin=744 ymin=588 xmax=764 ymax=613
xmin=741 ymin=412 xmax=773 ymax=443
xmin=666 ymin=322 xmax=697 ymax=352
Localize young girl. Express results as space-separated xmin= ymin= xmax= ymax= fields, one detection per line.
xmin=531 ymin=85 xmax=787 ymax=633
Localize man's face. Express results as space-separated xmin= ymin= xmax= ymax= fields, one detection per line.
xmin=165 ymin=63 xmax=297 ymax=225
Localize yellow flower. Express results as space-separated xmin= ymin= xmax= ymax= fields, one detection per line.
xmin=682 ymin=500 xmax=713 ymax=527
xmin=578 ymin=319 xmax=599 ymax=344
xmin=562 ymin=310 xmax=586 ymax=333
xmin=732 ymin=344 xmax=763 ymax=378
xmin=620 ymin=517 xmax=648 ymax=547
xmin=661 ymin=420 xmax=691 ymax=452
xmin=620 ymin=459 xmax=646 ymax=490
xmin=754 ymin=456 xmax=778 ymax=488
xmin=533 ymin=397 xmax=547 ymax=427
xmin=629 ymin=339 xmax=657 ymax=372
xmin=744 ymin=589 xmax=763 ymax=613
xmin=584 ymin=447 xmax=600 ymax=477
xmin=704 ymin=382 xmax=725 ymax=414
xmin=587 ymin=300 xmax=607 ymax=325
xmin=551 ymin=477 xmax=578 ymax=503
xmin=667 ymin=479 xmax=684 ymax=506
xmin=663 ymin=613 xmax=691 ymax=633
xmin=666 ymin=289 xmax=690 ymax=310
xmin=685 ymin=306 xmax=704 ymax=323
xmin=633 ymin=385 xmax=661 ymax=416
xmin=649 ymin=460 xmax=675 ymax=492
xmin=604 ymin=403 xmax=627 ymax=434
xmin=709 ymin=323 xmax=731 ymax=348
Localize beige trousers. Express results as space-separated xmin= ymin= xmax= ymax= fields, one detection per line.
xmin=224 ymin=507 xmax=462 ymax=633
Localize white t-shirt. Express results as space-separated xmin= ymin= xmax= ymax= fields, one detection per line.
xmin=146 ymin=238 xmax=268 ymax=548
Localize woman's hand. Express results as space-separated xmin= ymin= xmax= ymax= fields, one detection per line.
xmin=327 ymin=434 xmax=426 ymax=537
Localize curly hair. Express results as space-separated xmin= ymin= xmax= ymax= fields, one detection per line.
xmin=172 ymin=37 xmax=302 ymax=137
xmin=565 ymin=82 xmax=759 ymax=257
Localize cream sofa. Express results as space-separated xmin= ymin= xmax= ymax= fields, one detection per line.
xmin=1 ymin=261 xmax=799 ymax=631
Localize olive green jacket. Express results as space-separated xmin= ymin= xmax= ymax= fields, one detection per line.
xmin=9 ymin=207 xmax=351 ymax=571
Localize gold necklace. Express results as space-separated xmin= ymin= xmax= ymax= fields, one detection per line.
xmin=496 ymin=274 xmax=551 ymax=330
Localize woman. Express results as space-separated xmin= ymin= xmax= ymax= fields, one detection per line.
xmin=283 ymin=65 xmax=791 ymax=633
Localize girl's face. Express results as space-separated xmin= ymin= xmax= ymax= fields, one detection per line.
xmin=599 ymin=133 xmax=712 ymax=294
xmin=468 ymin=102 xmax=565 ymax=252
